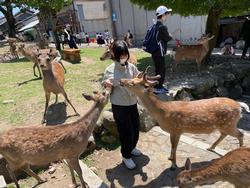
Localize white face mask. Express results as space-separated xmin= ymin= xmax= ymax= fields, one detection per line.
xmin=120 ymin=58 xmax=127 ymax=66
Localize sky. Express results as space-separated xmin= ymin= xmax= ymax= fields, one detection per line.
xmin=0 ymin=7 xmax=20 ymax=18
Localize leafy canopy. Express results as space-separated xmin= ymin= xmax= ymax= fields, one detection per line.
xmin=130 ymin=0 xmax=250 ymax=16
xmin=16 ymin=0 xmax=72 ymax=12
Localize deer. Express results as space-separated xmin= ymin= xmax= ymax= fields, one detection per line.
xmin=7 ymin=38 xmax=19 ymax=59
xmin=0 ymin=90 xmax=109 ymax=188
xmin=119 ymin=66 xmax=249 ymax=170
xmin=173 ymin=35 xmax=214 ymax=74
xmin=36 ymin=49 xmax=78 ymax=123
xmin=100 ymin=40 xmax=137 ymax=65
xmin=18 ymin=44 xmax=66 ymax=78
xmin=177 ymin=147 xmax=250 ymax=188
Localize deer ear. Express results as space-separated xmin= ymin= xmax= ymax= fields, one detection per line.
xmin=185 ymin=158 xmax=192 ymax=171
xmin=137 ymin=72 xmax=144 ymax=78
xmin=82 ymin=93 xmax=94 ymax=101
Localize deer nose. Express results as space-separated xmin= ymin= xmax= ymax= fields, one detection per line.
xmin=119 ymin=80 xmax=124 ymax=86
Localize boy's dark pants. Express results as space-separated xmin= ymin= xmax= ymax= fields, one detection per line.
xmin=152 ymin=50 xmax=165 ymax=88
xmin=112 ymin=104 xmax=140 ymax=158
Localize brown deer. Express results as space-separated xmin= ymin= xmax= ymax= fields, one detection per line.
xmin=36 ymin=50 xmax=78 ymax=123
xmin=173 ymin=35 xmax=214 ymax=74
xmin=120 ymin=67 xmax=249 ymax=169
xmin=177 ymin=147 xmax=250 ymax=188
xmin=7 ymin=38 xmax=18 ymax=59
xmin=100 ymin=40 xmax=137 ymax=65
xmin=0 ymin=90 xmax=109 ymax=188
xmin=18 ymin=45 xmax=66 ymax=78
xmin=18 ymin=44 xmax=42 ymax=78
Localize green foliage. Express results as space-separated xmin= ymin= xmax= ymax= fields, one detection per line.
xmin=130 ymin=0 xmax=250 ymax=16
xmin=16 ymin=0 xmax=72 ymax=13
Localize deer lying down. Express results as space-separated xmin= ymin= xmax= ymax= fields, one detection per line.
xmin=0 ymin=90 xmax=109 ymax=188
xmin=120 ymin=66 xmax=249 ymax=169
xmin=37 ymin=49 xmax=78 ymax=123
xmin=100 ymin=40 xmax=137 ymax=65
xmin=177 ymin=147 xmax=250 ymax=188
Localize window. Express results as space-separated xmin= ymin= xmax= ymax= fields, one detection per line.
xmin=77 ymin=4 xmax=85 ymax=20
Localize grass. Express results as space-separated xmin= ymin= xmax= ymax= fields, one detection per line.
xmin=0 ymin=47 xmax=156 ymax=128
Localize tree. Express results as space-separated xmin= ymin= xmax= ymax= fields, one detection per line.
xmin=130 ymin=0 xmax=250 ymax=54
xmin=0 ymin=0 xmax=18 ymax=37
xmin=19 ymin=0 xmax=72 ymax=50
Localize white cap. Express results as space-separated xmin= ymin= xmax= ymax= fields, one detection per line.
xmin=156 ymin=5 xmax=172 ymax=16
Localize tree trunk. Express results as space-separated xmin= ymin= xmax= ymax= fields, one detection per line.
xmin=52 ymin=13 xmax=61 ymax=51
xmin=37 ymin=11 xmax=47 ymax=49
xmin=0 ymin=2 xmax=16 ymax=37
xmin=205 ymin=7 xmax=221 ymax=59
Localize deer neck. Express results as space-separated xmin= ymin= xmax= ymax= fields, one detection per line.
xmin=189 ymin=164 xmax=222 ymax=186
xmin=75 ymin=101 xmax=104 ymax=135
xmin=132 ymin=88 xmax=167 ymax=120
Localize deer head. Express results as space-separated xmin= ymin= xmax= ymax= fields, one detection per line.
xmin=18 ymin=44 xmax=25 ymax=52
xmin=100 ymin=39 xmax=116 ymax=61
xmin=120 ymin=66 xmax=160 ymax=94
xmin=176 ymin=158 xmax=195 ymax=188
xmin=82 ymin=90 xmax=110 ymax=106
xmin=36 ymin=49 xmax=54 ymax=70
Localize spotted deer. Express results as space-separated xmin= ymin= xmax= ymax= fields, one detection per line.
xmin=177 ymin=147 xmax=250 ymax=188
xmin=0 ymin=90 xmax=109 ymax=188
xmin=120 ymin=66 xmax=249 ymax=169
xmin=36 ymin=49 xmax=78 ymax=123
xmin=173 ymin=35 xmax=214 ymax=74
xmin=100 ymin=40 xmax=137 ymax=65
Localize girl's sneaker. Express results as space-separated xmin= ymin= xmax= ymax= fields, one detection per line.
xmin=122 ymin=158 xmax=136 ymax=169
xmin=131 ymin=148 xmax=142 ymax=156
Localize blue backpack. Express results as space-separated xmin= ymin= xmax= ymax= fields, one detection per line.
xmin=142 ymin=24 xmax=159 ymax=54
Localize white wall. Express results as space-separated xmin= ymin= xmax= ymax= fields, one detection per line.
xmin=111 ymin=0 xmax=207 ymax=45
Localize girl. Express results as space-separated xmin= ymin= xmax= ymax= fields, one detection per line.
xmin=102 ymin=40 xmax=141 ymax=170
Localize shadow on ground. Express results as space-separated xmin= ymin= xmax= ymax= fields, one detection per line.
xmin=45 ymin=102 xmax=67 ymax=125
xmin=17 ymin=77 xmax=42 ymax=86
xmin=134 ymin=160 xmax=214 ymax=188
xmin=106 ymin=154 xmax=150 ymax=188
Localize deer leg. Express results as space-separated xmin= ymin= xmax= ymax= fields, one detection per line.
xmin=196 ymin=59 xmax=201 ymax=75
xmin=6 ymin=164 xmax=20 ymax=188
xmin=37 ymin=63 xmax=42 ymax=78
xmin=59 ymin=61 xmax=67 ymax=73
xmin=228 ymin=128 xmax=244 ymax=147
xmin=21 ymin=164 xmax=46 ymax=184
xmin=54 ymin=94 xmax=58 ymax=104
xmin=208 ymin=133 xmax=227 ymax=151
xmin=169 ymin=134 xmax=180 ymax=170
xmin=33 ymin=63 xmax=38 ymax=77
xmin=62 ymin=90 xmax=79 ymax=116
xmin=66 ymin=158 xmax=88 ymax=188
xmin=42 ymin=92 xmax=51 ymax=124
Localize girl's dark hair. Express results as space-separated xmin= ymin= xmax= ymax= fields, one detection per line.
xmin=112 ymin=40 xmax=130 ymax=62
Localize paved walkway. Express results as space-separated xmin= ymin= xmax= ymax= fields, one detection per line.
xmin=90 ymin=126 xmax=242 ymax=188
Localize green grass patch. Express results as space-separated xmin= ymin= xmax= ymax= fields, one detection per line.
xmin=0 ymin=47 xmax=157 ymax=127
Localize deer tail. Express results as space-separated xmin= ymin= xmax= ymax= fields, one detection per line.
xmin=239 ymin=102 xmax=250 ymax=113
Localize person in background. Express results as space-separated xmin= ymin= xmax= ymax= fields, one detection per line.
xmin=124 ymin=30 xmax=133 ymax=47
xmin=102 ymin=40 xmax=142 ymax=170
xmin=240 ymin=16 xmax=250 ymax=60
xmin=85 ymin=32 xmax=90 ymax=45
xmin=221 ymin=37 xmax=235 ymax=55
xmin=64 ymin=24 xmax=78 ymax=49
xmin=151 ymin=5 xmax=172 ymax=94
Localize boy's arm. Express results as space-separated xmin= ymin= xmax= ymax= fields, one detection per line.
xmin=158 ymin=25 xmax=172 ymax=43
